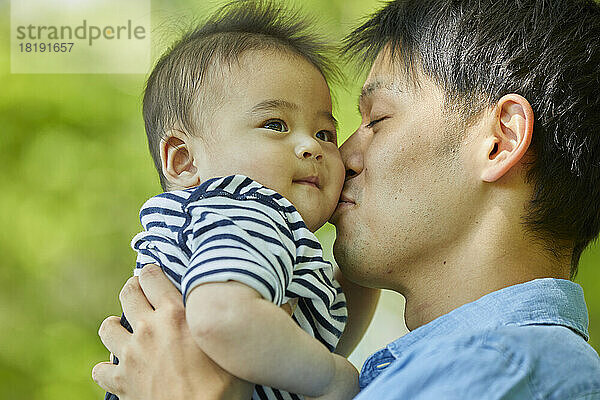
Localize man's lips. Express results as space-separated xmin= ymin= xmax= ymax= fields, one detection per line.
xmin=293 ymin=176 xmax=320 ymax=188
xmin=331 ymin=193 xmax=356 ymax=220
xmin=338 ymin=193 xmax=355 ymax=205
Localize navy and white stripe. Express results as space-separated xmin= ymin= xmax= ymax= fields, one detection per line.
xmin=131 ymin=175 xmax=347 ymax=400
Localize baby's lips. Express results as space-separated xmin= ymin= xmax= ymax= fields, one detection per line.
xmin=294 ymin=175 xmax=320 ymax=188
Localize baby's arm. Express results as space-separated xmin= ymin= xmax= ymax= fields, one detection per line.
xmin=334 ymin=267 xmax=381 ymax=357
xmin=186 ymin=280 xmax=358 ymax=398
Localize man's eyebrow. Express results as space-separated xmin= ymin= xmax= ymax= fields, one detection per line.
xmin=358 ymin=81 xmax=384 ymax=114
xmin=358 ymin=79 xmax=403 ymax=112
xmin=249 ymin=99 xmax=299 ymax=114
xmin=360 ymin=80 xmax=385 ymax=101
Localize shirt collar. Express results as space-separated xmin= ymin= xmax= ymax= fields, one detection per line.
xmin=387 ymin=278 xmax=589 ymax=358
xmin=193 ymin=174 xmax=297 ymax=210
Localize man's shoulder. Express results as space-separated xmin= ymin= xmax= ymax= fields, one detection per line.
xmin=480 ymin=324 xmax=599 ymax=362
xmin=360 ymin=325 xmax=600 ymax=400
xmin=432 ymin=323 xmax=598 ymax=360
xmin=476 ymin=325 xmax=600 ymax=399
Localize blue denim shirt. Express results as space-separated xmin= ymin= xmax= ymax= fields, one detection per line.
xmin=356 ymin=279 xmax=600 ymax=399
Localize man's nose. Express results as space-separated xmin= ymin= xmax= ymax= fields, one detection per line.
xmin=340 ymin=129 xmax=364 ymax=180
xmin=296 ymin=138 xmax=323 ymax=161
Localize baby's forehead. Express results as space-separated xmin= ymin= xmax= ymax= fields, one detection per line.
xmin=202 ymin=49 xmax=335 ymax=115
xmin=224 ymin=48 xmax=332 ymax=87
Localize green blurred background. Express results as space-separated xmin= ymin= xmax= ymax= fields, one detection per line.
xmin=1 ymin=0 xmax=598 ymax=399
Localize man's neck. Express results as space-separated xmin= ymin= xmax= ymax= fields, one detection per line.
xmin=398 ymin=230 xmax=571 ymax=331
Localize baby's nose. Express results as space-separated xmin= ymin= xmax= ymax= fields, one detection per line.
xmin=296 ymin=140 xmax=323 ymax=161
xmin=301 ymin=150 xmax=323 ymax=161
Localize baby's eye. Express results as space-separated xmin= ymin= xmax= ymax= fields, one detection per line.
xmin=263 ymin=119 xmax=288 ymax=132
xmin=316 ymin=130 xmax=336 ymax=143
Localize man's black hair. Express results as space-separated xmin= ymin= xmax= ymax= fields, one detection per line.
xmin=343 ymin=0 xmax=600 ymax=276
xmin=143 ymin=0 xmax=340 ymax=191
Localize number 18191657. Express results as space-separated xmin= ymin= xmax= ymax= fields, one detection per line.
xmin=19 ymin=43 xmax=74 ymax=52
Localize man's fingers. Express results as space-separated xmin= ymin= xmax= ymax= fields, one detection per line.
xmin=137 ymin=264 xmax=182 ymax=310
xmin=119 ymin=276 xmax=152 ymax=330
xmin=92 ymin=361 xmax=121 ymax=394
xmin=98 ymin=315 xmax=131 ymax=358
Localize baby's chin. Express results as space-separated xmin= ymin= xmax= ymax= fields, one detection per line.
xmin=295 ymin=202 xmax=337 ymax=233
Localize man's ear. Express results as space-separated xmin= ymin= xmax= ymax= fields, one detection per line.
xmin=160 ymin=133 xmax=201 ymax=189
xmin=480 ymin=94 xmax=534 ymax=182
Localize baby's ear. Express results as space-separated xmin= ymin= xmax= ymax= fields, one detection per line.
xmin=160 ymin=132 xmax=200 ymax=189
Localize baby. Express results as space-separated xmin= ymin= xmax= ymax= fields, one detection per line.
xmin=106 ymin=1 xmax=370 ymax=399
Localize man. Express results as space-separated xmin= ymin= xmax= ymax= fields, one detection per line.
xmin=93 ymin=0 xmax=600 ymax=398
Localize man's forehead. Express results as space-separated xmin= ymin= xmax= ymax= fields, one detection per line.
xmin=360 ymin=46 xmax=419 ymax=103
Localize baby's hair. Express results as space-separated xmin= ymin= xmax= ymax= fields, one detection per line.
xmin=143 ymin=0 xmax=341 ymax=190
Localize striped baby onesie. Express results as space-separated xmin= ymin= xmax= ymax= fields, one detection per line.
xmin=105 ymin=174 xmax=347 ymax=400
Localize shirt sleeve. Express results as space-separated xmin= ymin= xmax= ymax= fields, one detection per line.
xmin=355 ymin=340 xmax=536 ymax=400
xmin=131 ymin=191 xmax=192 ymax=287
xmin=180 ymin=196 xmax=296 ymax=306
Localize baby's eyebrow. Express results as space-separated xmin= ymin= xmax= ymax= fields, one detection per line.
xmin=250 ymin=99 xmax=338 ymax=130
xmin=250 ymin=99 xmax=299 ymax=114
xmin=321 ymin=111 xmax=338 ymax=131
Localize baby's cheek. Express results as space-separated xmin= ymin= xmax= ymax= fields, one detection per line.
xmin=333 ymin=155 xmax=346 ymax=192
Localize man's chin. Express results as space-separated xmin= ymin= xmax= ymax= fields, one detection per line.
xmin=332 ymin=235 xmax=351 ymax=264
xmin=332 ymin=242 xmax=364 ymax=282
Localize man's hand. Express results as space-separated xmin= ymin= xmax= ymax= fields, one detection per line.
xmin=91 ymin=264 xmax=252 ymax=400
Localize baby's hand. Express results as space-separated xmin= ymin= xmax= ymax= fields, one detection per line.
xmin=306 ymin=354 xmax=359 ymax=400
